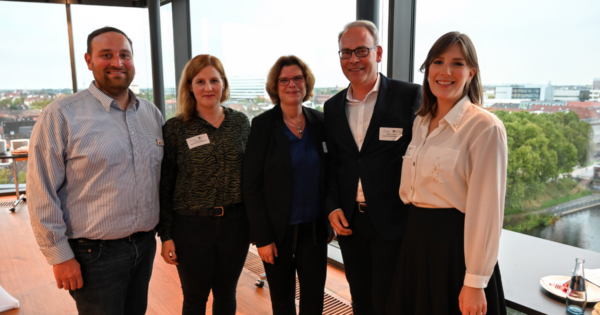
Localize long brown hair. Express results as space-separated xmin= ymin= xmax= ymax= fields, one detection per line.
xmin=176 ymin=54 xmax=230 ymax=123
xmin=416 ymin=32 xmax=483 ymax=117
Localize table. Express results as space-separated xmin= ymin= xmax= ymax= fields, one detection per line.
xmin=0 ymin=152 xmax=28 ymax=212
xmin=499 ymin=229 xmax=600 ymax=314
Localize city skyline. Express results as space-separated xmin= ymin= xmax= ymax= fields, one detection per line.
xmin=0 ymin=0 xmax=599 ymax=90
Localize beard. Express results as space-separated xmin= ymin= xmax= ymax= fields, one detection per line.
xmin=94 ymin=67 xmax=135 ymax=98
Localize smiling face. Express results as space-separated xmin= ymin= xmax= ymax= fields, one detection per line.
xmin=339 ymin=26 xmax=382 ymax=90
xmin=190 ymin=65 xmax=224 ymax=111
xmin=85 ymin=32 xmax=135 ymax=98
xmin=277 ymin=65 xmax=306 ymax=107
xmin=428 ymin=43 xmax=476 ymax=106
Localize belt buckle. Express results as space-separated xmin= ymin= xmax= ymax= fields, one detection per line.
xmin=358 ymin=203 xmax=367 ymax=213
xmin=214 ymin=206 xmax=225 ymax=217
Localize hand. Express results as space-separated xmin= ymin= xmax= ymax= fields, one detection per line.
xmin=328 ymin=210 xmax=352 ymax=236
xmin=459 ymin=285 xmax=487 ymax=315
xmin=160 ymin=240 xmax=179 ymax=265
xmin=257 ymin=242 xmax=278 ymax=265
xmin=53 ymin=258 xmax=83 ymax=290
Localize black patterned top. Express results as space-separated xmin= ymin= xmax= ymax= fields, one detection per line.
xmin=157 ymin=107 xmax=250 ymax=242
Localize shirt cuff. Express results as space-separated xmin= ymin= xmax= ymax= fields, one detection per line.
xmin=464 ymin=273 xmax=489 ymax=289
xmin=41 ymin=241 xmax=75 ymax=266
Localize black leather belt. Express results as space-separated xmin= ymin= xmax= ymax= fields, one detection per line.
xmin=175 ymin=202 xmax=244 ymax=217
xmin=68 ymin=230 xmax=153 ymax=244
xmin=357 ymin=202 xmax=368 ymax=213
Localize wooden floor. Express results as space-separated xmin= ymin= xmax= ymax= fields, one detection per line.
xmin=0 ymin=196 xmax=351 ymax=315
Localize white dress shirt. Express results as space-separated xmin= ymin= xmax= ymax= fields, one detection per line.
xmin=399 ymin=96 xmax=508 ymax=289
xmin=345 ymin=74 xmax=380 ymax=202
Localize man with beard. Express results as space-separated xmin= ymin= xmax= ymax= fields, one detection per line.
xmin=27 ymin=27 xmax=163 ymax=315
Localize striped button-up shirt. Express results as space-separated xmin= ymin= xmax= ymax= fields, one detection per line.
xmin=28 ymin=82 xmax=164 ymax=265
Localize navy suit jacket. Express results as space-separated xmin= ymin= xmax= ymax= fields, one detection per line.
xmin=324 ymin=73 xmax=422 ymax=240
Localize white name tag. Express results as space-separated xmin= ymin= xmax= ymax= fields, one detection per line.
xmin=157 ymin=138 xmax=164 ymax=146
xmin=404 ymin=145 xmax=416 ymax=158
xmin=186 ymin=134 xmax=210 ymax=149
xmin=379 ymin=127 xmax=403 ymax=141
xmin=322 ymin=142 xmax=328 ymax=153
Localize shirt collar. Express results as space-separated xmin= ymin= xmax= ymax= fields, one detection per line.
xmin=346 ymin=73 xmax=380 ymax=102
xmin=440 ymin=95 xmax=471 ymax=131
xmin=88 ymin=81 xmax=139 ymax=112
xmin=418 ymin=95 xmax=471 ymax=134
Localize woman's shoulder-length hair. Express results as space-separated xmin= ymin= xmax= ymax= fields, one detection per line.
xmin=176 ymin=54 xmax=230 ymax=123
xmin=266 ymin=55 xmax=315 ymax=105
xmin=416 ymin=31 xmax=483 ymax=117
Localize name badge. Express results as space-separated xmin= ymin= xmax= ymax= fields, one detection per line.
xmin=322 ymin=142 xmax=328 ymax=153
xmin=186 ymin=134 xmax=210 ymax=149
xmin=157 ymin=139 xmax=164 ymax=146
xmin=379 ymin=127 xmax=403 ymax=141
xmin=404 ymin=145 xmax=416 ymax=158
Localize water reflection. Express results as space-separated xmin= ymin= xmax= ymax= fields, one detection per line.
xmin=525 ymin=207 xmax=600 ymax=253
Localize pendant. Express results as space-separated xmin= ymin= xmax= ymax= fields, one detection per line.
xmin=298 ymin=127 xmax=303 ymax=134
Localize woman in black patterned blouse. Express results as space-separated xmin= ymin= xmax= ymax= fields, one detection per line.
xmin=156 ymin=54 xmax=250 ymax=315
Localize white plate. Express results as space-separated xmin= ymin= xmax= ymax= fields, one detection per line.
xmin=540 ymin=275 xmax=600 ymax=302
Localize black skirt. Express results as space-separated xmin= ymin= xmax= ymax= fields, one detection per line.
xmin=387 ymin=205 xmax=507 ymax=315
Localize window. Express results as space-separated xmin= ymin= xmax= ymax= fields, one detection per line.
xmin=0 ymin=1 xmax=72 ymax=194
xmin=190 ymin=0 xmax=356 ymax=118
xmin=70 ymin=5 xmax=154 ymax=101
xmin=161 ymin=3 xmax=177 ymax=120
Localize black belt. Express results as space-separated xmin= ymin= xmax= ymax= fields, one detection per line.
xmin=356 ymin=202 xmax=368 ymax=213
xmin=68 ymin=230 xmax=154 ymax=244
xmin=175 ymin=202 xmax=244 ymax=217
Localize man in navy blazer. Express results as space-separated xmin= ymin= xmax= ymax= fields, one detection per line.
xmin=325 ymin=20 xmax=422 ymax=315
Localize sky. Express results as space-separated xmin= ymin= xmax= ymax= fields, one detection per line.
xmin=0 ymin=0 xmax=598 ymax=91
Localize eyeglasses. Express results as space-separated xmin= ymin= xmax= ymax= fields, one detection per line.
xmin=338 ymin=46 xmax=378 ymax=59
xmin=278 ymin=76 xmax=305 ymax=86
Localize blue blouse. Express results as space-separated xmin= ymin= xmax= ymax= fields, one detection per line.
xmin=285 ymin=124 xmax=322 ymax=225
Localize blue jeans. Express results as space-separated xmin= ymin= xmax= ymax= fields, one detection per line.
xmin=68 ymin=230 xmax=156 ymax=315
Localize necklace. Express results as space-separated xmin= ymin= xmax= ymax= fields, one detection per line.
xmin=284 ymin=117 xmax=304 ymax=134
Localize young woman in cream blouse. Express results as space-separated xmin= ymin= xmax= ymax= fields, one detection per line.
xmin=387 ymin=32 xmax=508 ymax=315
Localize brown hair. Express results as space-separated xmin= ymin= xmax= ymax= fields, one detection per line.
xmin=176 ymin=54 xmax=230 ymax=123
xmin=416 ymin=31 xmax=483 ymax=117
xmin=266 ymin=55 xmax=315 ymax=105
xmin=87 ymin=26 xmax=133 ymax=55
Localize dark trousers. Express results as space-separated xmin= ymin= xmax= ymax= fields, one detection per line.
xmin=68 ymin=230 xmax=156 ymax=315
xmin=263 ymin=220 xmax=328 ymax=315
xmin=336 ymin=205 xmax=403 ymax=315
xmin=172 ymin=209 xmax=250 ymax=315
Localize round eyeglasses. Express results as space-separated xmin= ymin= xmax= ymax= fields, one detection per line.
xmin=338 ymin=46 xmax=378 ymax=59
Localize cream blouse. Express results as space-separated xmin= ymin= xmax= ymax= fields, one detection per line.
xmin=399 ymin=96 xmax=508 ymax=289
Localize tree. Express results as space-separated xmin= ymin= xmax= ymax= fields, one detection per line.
xmin=0 ymin=99 xmax=11 ymax=107
xmin=495 ymin=110 xmax=590 ymax=209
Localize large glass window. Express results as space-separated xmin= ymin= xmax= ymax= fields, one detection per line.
xmin=70 ymin=5 xmax=154 ymax=100
xmin=161 ymin=3 xmax=177 ymax=120
xmin=0 ymin=1 xmax=72 ymax=194
xmin=190 ymin=0 xmax=356 ymax=118
xmin=414 ymin=0 xmax=600 ymax=250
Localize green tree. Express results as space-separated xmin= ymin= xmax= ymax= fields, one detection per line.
xmin=495 ymin=110 xmax=590 ymax=209
xmin=0 ymin=99 xmax=11 ymax=107
xmin=0 ymin=168 xmax=11 ymax=184
xmin=17 ymin=171 xmax=26 ymax=184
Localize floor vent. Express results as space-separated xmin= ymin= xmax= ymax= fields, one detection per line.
xmin=0 ymin=200 xmax=26 ymax=208
xmin=244 ymin=251 xmax=354 ymax=314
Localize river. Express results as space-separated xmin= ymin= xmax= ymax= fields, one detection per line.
xmin=524 ymin=206 xmax=600 ymax=253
